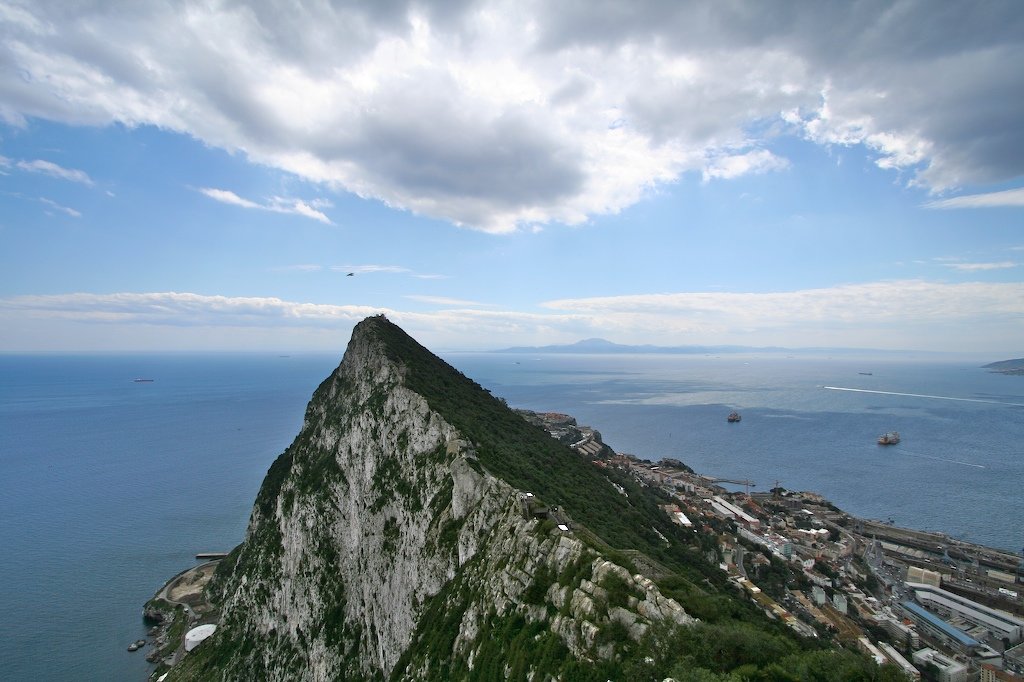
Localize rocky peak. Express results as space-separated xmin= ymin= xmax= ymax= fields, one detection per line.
xmin=165 ymin=316 xmax=698 ymax=680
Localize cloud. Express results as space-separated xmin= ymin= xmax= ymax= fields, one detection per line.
xmin=4 ymin=2 xmax=1021 ymax=230
xmin=0 ymin=291 xmax=381 ymax=327
xmin=541 ymin=280 xmax=1024 ymax=341
xmin=199 ymin=188 xmax=260 ymax=210
xmin=923 ymin=187 xmax=1024 ymax=210
xmin=330 ymin=264 xmax=450 ymax=279
xmin=15 ymin=159 xmax=94 ymax=185
xmin=3 ymin=280 xmax=1023 ymax=352
xmin=199 ymin=187 xmax=332 ymax=224
xmin=404 ymin=295 xmax=490 ymax=307
xmin=941 ymin=261 xmax=1017 ymax=272
xmin=331 ymin=264 xmax=411 ymax=275
xmin=703 ymin=149 xmax=789 ymax=182
xmin=38 ymin=196 xmax=81 ymax=217
xmin=280 ymin=197 xmax=332 ymax=224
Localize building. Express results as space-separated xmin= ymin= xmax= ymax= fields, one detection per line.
xmin=981 ymin=664 xmax=1024 ymax=682
xmin=908 ymin=566 xmax=944 ymax=588
xmin=876 ymin=613 xmax=921 ymax=649
xmin=858 ymin=637 xmax=887 ymax=666
xmin=1005 ymin=642 xmax=1024 ymax=675
xmin=878 ymin=641 xmax=920 ymax=679
xmin=900 ymin=601 xmax=981 ymax=655
xmin=185 ymin=624 xmax=217 ymax=652
xmin=737 ymin=526 xmax=791 ymax=561
xmin=907 ymin=581 xmax=1024 ymax=645
xmin=912 ymin=648 xmax=969 ymax=682
xmin=711 ymin=496 xmax=761 ymax=529
xmin=661 ymin=504 xmax=692 ymax=527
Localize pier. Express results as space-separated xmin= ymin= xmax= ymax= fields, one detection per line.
xmin=701 ymin=476 xmax=756 ymax=487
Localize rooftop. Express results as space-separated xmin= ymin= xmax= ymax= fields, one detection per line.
xmin=902 ymin=601 xmax=980 ymax=647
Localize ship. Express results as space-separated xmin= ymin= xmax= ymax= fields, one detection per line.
xmin=727 ymin=411 xmax=741 ymax=422
xmin=133 ymin=378 xmax=155 ymax=383
xmin=878 ymin=431 xmax=900 ymax=445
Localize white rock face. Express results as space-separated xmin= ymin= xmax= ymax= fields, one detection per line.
xmin=193 ymin=318 xmax=694 ymax=680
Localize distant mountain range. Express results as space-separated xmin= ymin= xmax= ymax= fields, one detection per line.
xmin=495 ymin=338 xmax=919 ymax=355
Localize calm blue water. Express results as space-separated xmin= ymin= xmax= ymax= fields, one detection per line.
xmin=1 ymin=351 xmax=1021 ymax=680
xmin=451 ymin=353 xmax=1024 ymax=554
xmin=0 ymin=353 xmax=340 ymax=681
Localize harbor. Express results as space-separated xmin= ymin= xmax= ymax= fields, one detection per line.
xmin=519 ymin=407 xmax=1024 ymax=679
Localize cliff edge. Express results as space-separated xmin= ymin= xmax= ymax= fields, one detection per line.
xmin=164 ymin=316 xmax=697 ymax=680
xmin=158 ymin=316 xmax=896 ymax=681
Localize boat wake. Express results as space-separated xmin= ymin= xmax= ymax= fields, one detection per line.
xmin=896 ymin=449 xmax=986 ymax=469
xmin=823 ymin=386 xmax=1024 ymax=407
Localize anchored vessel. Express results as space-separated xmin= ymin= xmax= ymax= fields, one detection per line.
xmin=878 ymin=431 xmax=900 ymax=445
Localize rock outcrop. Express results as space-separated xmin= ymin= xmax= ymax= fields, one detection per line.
xmin=165 ymin=316 xmax=695 ymax=680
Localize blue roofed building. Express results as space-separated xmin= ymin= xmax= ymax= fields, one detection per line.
xmin=900 ymin=601 xmax=981 ymax=655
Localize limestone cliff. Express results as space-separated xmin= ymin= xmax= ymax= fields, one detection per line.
xmin=167 ymin=316 xmax=698 ymax=680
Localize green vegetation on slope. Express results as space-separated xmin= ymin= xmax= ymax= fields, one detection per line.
xmin=368 ymin=318 xmax=749 ymax=608
xmin=368 ymin=317 xmax=907 ymax=680
xmin=180 ymin=316 xmax=905 ymax=681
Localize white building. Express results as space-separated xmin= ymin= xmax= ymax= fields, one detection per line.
xmin=907 ymin=582 xmax=1024 ymax=645
xmin=907 ymin=566 xmax=943 ymax=587
xmin=185 ymin=624 xmax=217 ymax=652
xmin=711 ymin=496 xmax=760 ymax=529
xmin=858 ymin=637 xmax=886 ymax=666
xmin=877 ymin=642 xmax=920 ymax=679
xmin=912 ymin=648 xmax=968 ymax=682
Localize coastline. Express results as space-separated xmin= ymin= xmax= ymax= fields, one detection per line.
xmin=146 ymin=406 xmax=1024 ymax=678
xmin=141 ymin=561 xmax=222 ymax=676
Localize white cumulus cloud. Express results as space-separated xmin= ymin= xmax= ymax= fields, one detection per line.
xmin=15 ymin=159 xmax=94 ymax=185
xmin=3 ymin=1 xmax=1021 ymax=231
xmin=2 ymin=280 xmax=1023 ymax=352
xmin=703 ymin=149 xmax=789 ymax=182
xmin=924 ymin=187 xmax=1024 ymax=210
xmin=199 ymin=187 xmax=332 ymax=224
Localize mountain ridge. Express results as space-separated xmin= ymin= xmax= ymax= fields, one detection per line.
xmin=983 ymin=357 xmax=1024 ymax=375
xmin=158 ymin=315 xmax=900 ymax=681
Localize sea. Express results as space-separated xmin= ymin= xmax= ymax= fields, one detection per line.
xmin=1 ymin=351 xmax=1022 ymax=681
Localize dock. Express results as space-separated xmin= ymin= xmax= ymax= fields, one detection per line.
xmin=701 ymin=476 xmax=756 ymax=487
xmin=195 ymin=552 xmax=229 ymax=560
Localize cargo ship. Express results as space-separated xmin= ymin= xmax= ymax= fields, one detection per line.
xmin=878 ymin=431 xmax=900 ymax=445
xmin=727 ymin=411 xmax=741 ymax=423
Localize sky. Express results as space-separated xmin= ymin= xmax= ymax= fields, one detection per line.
xmin=1 ymin=0 xmax=1023 ymax=355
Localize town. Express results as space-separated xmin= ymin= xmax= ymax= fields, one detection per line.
xmin=519 ymin=409 xmax=1024 ymax=682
